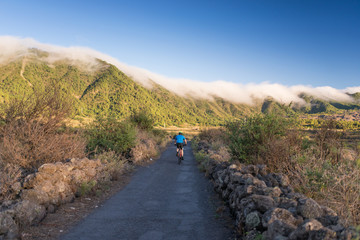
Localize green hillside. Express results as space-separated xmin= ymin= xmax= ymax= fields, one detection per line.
xmin=1 ymin=53 xmax=359 ymax=126
xmin=0 ymin=57 xmax=256 ymax=126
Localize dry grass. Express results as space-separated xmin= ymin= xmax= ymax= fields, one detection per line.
xmin=0 ymin=119 xmax=86 ymax=170
xmin=130 ymin=129 xmax=159 ymax=164
xmin=0 ymin=86 xmax=87 ymax=171
xmin=94 ymin=151 xmax=132 ymax=181
xmin=295 ymin=147 xmax=360 ymax=227
xmin=260 ymin=127 xmax=360 ymax=227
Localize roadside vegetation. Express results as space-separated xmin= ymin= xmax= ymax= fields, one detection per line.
xmin=0 ymin=86 xmax=168 ymax=202
xmin=192 ymin=113 xmax=360 ymax=228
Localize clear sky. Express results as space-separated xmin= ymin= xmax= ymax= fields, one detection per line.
xmin=0 ymin=0 xmax=359 ymax=89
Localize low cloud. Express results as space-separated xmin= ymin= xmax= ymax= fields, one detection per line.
xmin=0 ymin=36 xmax=358 ymax=105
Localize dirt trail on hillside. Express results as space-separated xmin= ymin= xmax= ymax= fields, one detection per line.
xmin=60 ymin=143 xmax=233 ymax=240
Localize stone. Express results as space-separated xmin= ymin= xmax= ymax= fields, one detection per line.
xmin=302 ymin=219 xmax=324 ymax=231
xmin=38 ymin=163 xmax=59 ymax=174
xmin=287 ymin=192 xmax=307 ymax=201
xmin=245 ymin=211 xmax=261 ymax=230
xmin=227 ymin=182 xmax=236 ymax=191
xmin=316 ymin=215 xmax=339 ymax=227
xmin=221 ymin=188 xmax=231 ymax=200
xmin=262 ymin=208 xmax=299 ymax=228
xmin=230 ymin=172 xmax=248 ymax=185
xmin=274 ymin=174 xmax=290 ymax=187
xmin=14 ymin=200 xmax=46 ymax=227
xmin=240 ymin=165 xmax=259 ymax=176
xmin=47 ymin=204 xmax=56 ymax=214
xmin=251 ymin=178 xmax=267 ymax=189
xmin=21 ymin=189 xmax=50 ymax=205
xmin=264 ymin=220 xmax=297 ymax=239
xmin=321 ymin=206 xmax=337 ymax=217
xmin=0 ymin=212 xmax=19 ymax=238
xmin=23 ymin=174 xmax=36 ymax=189
xmin=0 ymin=201 xmax=16 ymax=211
xmin=329 ymin=224 xmax=344 ymax=233
xmin=234 ymin=185 xmax=253 ymax=200
xmin=224 ymin=175 xmax=230 ymax=185
xmin=309 ymin=227 xmax=337 ymax=240
xmin=289 ymin=219 xmax=324 ymax=240
xmin=278 ymin=197 xmax=298 ymax=209
xmin=297 ymin=198 xmax=324 ymax=219
xmin=250 ymin=195 xmax=276 ymax=213
xmin=263 ymin=187 xmax=282 ymax=198
xmin=264 ymin=174 xmax=279 ymax=187
xmin=229 ymin=164 xmax=238 ymax=171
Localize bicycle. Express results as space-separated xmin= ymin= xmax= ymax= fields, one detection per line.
xmin=176 ymin=143 xmax=186 ymax=165
xmin=177 ymin=146 xmax=184 ymax=165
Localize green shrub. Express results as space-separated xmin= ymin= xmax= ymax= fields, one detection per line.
xmin=194 ymin=150 xmax=211 ymax=172
xmin=130 ymin=111 xmax=154 ymax=131
xmin=86 ymin=115 xmax=136 ymax=155
xmin=226 ymin=113 xmax=294 ymax=164
xmin=78 ymin=180 xmax=97 ymax=196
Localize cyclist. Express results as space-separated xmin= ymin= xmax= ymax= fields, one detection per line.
xmin=174 ymin=131 xmax=187 ymax=159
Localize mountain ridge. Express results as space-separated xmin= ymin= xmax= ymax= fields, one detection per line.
xmin=1 ymin=52 xmax=359 ymax=126
xmin=0 ymin=56 xmax=257 ymax=125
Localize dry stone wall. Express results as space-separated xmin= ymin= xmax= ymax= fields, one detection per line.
xmin=0 ymin=158 xmax=108 ymax=240
xmin=206 ymin=160 xmax=354 ymax=240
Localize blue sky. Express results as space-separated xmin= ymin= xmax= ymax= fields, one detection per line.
xmin=0 ymin=0 xmax=359 ymax=89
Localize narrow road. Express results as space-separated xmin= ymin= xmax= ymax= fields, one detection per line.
xmin=61 ymin=143 xmax=233 ymax=240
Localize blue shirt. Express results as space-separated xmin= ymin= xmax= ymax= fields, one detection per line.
xmin=175 ymin=135 xmax=186 ymax=143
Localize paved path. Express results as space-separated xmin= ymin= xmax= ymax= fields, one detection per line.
xmin=61 ymin=143 xmax=233 ymax=240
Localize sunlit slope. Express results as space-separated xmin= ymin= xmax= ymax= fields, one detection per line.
xmin=0 ymin=58 xmax=256 ymax=126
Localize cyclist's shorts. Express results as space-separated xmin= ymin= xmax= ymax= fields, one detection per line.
xmin=176 ymin=143 xmax=183 ymax=149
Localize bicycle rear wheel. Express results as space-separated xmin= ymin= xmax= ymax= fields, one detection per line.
xmin=178 ymin=151 xmax=183 ymax=165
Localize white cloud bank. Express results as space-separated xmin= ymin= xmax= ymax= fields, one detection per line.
xmin=0 ymin=36 xmax=358 ymax=105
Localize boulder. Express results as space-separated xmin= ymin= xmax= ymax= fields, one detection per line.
xmin=262 ymin=208 xmax=299 ymax=228
xmin=264 ymin=173 xmax=280 ymax=187
xmin=309 ymin=227 xmax=337 ymax=240
xmin=264 ymin=219 xmax=297 ymax=239
xmin=249 ymin=195 xmax=276 ymax=213
xmin=245 ymin=211 xmax=262 ymax=230
xmin=263 ymin=187 xmax=282 ymax=198
xmin=14 ymin=200 xmax=46 ymax=227
xmin=240 ymin=165 xmax=259 ymax=176
xmin=230 ymin=172 xmax=249 ymax=185
xmin=289 ymin=219 xmax=324 ymax=240
xmin=278 ymin=197 xmax=298 ymax=209
xmin=297 ymin=198 xmax=324 ymax=219
xmin=0 ymin=212 xmax=19 ymax=239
